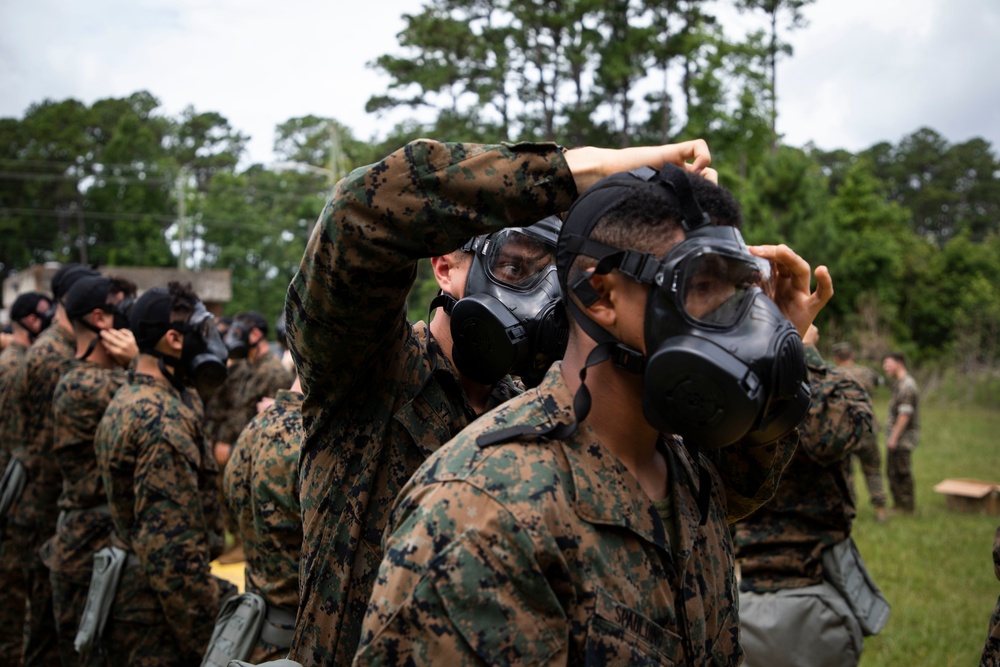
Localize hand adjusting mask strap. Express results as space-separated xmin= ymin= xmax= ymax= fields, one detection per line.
xmin=557 ymin=164 xmax=809 ymax=446
xmin=554 ymin=164 xmax=809 ymax=524
xmin=430 ymin=216 xmax=568 ymax=388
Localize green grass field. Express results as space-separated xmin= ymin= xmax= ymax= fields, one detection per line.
xmin=851 ymin=391 xmax=1000 ymax=666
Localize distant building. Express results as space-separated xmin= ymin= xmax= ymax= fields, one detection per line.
xmin=1 ymin=263 xmax=232 ymax=324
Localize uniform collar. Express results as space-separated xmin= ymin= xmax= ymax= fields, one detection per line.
xmin=537 ymin=364 xmax=672 ymax=552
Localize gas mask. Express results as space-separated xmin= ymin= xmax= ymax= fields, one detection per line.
xmin=434 ymin=216 xmax=568 ymax=388
xmin=224 ymin=320 xmax=252 ymax=360
xmin=33 ymin=304 xmax=55 ymax=340
xmin=558 ymin=164 xmax=809 ymax=449
xmin=131 ymin=290 xmax=228 ymax=397
xmin=180 ymin=302 xmax=229 ymax=396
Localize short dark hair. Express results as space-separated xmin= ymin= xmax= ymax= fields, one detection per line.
xmin=575 ymin=173 xmax=743 ymax=273
xmin=234 ymin=310 xmax=268 ymax=337
xmin=167 ymin=282 xmax=199 ymax=323
xmin=883 ymin=352 xmax=906 ymax=366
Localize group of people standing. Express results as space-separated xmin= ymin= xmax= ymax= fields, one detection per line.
xmin=0 ymin=133 xmax=986 ymax=667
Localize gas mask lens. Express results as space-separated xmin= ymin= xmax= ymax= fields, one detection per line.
xmin=680 ymin=252 xmax=771 ymax=327
xmin=484 ymin=229 xmax=556 ymax=289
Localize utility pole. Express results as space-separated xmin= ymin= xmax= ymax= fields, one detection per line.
xmin=176 ymin=167 xmax=187 ymax=270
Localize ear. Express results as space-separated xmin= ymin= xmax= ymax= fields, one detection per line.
xmin=580 ymin=270 xmax=617 ymax=330
xmin=161 ymin=328 xmax=184 ymax=355
xmin=92 ymin=308 xmax=114 ymax=330
xmin=431 ymin=252 xmax=470 ymax=300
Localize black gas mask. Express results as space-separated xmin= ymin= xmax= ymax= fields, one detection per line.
xmin=34 ymin=304 xmax=55 ymax=340
xmin=558 ymin=164 xmax=809 ymax=449
xmin=224 ymin=320 xmax=252 ymax=360
xmin=181 ymin=302 xmax=229 ymax=396
xmin=131 ymin=289 xmax=228 ymax=398
xmin=432 ymin=216 xmax=568 ymax=388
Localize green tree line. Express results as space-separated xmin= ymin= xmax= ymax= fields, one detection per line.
xmin=1 ymin=0 xmax=998 ymax=373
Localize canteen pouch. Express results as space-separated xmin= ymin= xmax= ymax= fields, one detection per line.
xmin=201 ymin=591 xmax=267 ymax=667
xmin=0 ymin=457 xmax=27 ymax=520
xmin=822 ymin=537 xmax=891 ymax=635
xmin=75 ymin=545 xmax=130 ymax=654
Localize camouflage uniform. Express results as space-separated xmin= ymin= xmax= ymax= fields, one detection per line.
xmin=0 ymin=324 xmax=74 ymax=666
xmin=982 ymin=525 xmax=1000 ymax=666
xmin=886 ymin=373 xmax=920 ymax=511
xmin=733 ymin=346 xmax=874 ymax=666
xmin=94 ymin=372 xmax=236 ymax=666
xmin=218 ymin=350 xmax=293 ymax=446
xmin=46 ymin=358 xmax=127 ymax=666
xmin=0 ymin=340 xmax=28 ymax=663
xmin=354 ymin=362 xmax=797 ymax=666
xmin=285 ymin=140 xmax=576 ymax=666
xmin=838 ymin=363 xmax=887 ymax=509
xmin=223 ymin=388 xmax=304 ymax=663
xmin=203 ymin=359 xmax=249 ymax=444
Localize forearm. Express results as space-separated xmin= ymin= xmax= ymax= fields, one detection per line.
xmin=287 ymin=140 xmax=575 ymax=402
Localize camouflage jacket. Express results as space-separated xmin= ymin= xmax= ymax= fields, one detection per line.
xmin=0 ymin=341 xmax=27 ymax=389
xmin=203 ymin=358 xmax=248 ymax=442
xmin=0 ymin=341 xmax=28 ymax=471
xmin=1 ymin=324 xmax=74 ymax=540
xmin=224 ymin=388 xmax=304 ymax=611
xmin=837 ymin=363 xmax=879 ymax=395
xmin=94 ymin=371 xmax=234 ymax=660
xmin=219 ymin=351 xmax=293 ymax=444
xmin=45 ymin=359 xmax=127 ymax=578
xmin=734 ymin=346 xmax=874 ymax=592
xmin=887 ymin=373 xmax=920 ymax=449
xmin=285 ymin=140 xmax=577 ymax=666
xmin=354 ymin=362 xmax=797 ymax=667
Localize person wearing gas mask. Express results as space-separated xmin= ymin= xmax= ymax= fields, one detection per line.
xmin=0 ymin=263 xmax=100 ymax=666
xmin=93 ymin=281 xmax=235 ymax=666
xmin=352 ymin=162 xmax=833 ymax=666
xmin=44 ymin=274 xmax=138 ymax=666
xmin=0 ymin=290 xmax=51 ymax=663
xmin=734 ymin=325 xmax=886 ymax=667
xmin=216 ymin=311 xmax=294 ymax=467
xmin=284 ymin=138 xmax=713 ymax=666
xmin=0 ymin=292 xmax=53 ymax=388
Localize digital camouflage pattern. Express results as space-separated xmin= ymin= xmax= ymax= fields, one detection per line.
xmin=734 ymin=346 xmax=874 ymax=592
xmin=355 ymin=362 xmax=797 ymax=667
xmin=224 ymin=388 xmax=304 ymax=663
xmin=982 ymin=525 xmax=1000 ymax=666
xmin=0 ymin=340 xmax=27 ymax=392
xmin=94 ymin=371 xmax=235 ymax=666
xmin=0 ymin=339 xmax=28 ymax=664
xmin=218 ymin=350 xmax=293 ymax=445
xmin=285 ymin=139 xmax=577 ymax=666
xmin=0 ymin=323 xmax=75 ymax=666
xmin=46 ymin=358 xmax=127 ymax=666
xmin=886 ymin=372 xmax=919 ymax=511
xmin=886 ymin=373 xmax=920 ymax=451
xmin=203 ymin=358 xmax=248 ymax=444
xmin=836 ymin=363 xmax=886 ymax=509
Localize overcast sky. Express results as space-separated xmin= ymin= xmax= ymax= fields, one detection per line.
xmin=2 ymin=0 xmax=998 ymax=167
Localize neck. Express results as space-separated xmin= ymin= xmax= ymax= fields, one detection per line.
xmin=55 ymin=307 xmax=74 ymax=336
xmin=76 ymin=331 xmax=115 ymax=368
xmin=560 ymin=340 xmax=666 ymax=499
xmin=430 ymin=307 xmax=492 ymax=415
xmin=135 ymin=353 xmax=168 ymax=381
xmin=11 ymin=327 xmax=31 ymax=347
xmin=248 ymin=340 xmax=269 ymax=363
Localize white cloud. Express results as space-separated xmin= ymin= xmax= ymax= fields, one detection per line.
xmin=2 ymin=0 xmax=998 ymax=165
